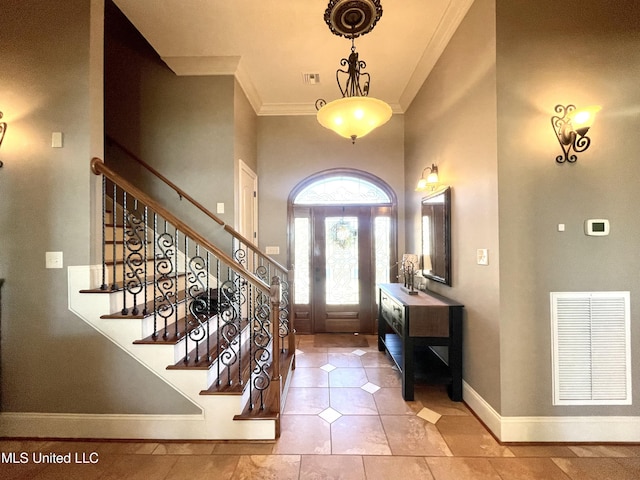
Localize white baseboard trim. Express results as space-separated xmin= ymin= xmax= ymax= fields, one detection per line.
xmin=463 ymin=381 xmax=640 ymax=443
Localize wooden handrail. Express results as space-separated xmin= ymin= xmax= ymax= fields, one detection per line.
xmin=91 ymin=157 xmax=269 ymax=292
xmin=106 ymin=135 xmax=224 ymax=226
xmin=107 ymin=135 xmax=287 ymax=275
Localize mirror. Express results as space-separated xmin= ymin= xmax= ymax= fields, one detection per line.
xmin=421 ymin=186 xmax=451 ymax=285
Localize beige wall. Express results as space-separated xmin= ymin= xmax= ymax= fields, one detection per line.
xmin=0 ymin=0 xmax=197 ymax=414
xmin=257 ymin=115 xmax=405 ymax=268
xmin=404 ymin=0 xmax=501 ymax=409
xmin=234 ymin=79 xmax=258 ymax=175
xmin=496 ymin=0 xmax=640 ymax=416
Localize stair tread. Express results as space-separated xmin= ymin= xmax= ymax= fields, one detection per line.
xmin=100 ymin=289 xmax=188 ymax=319
xmin=79 ymin=272 xmax=187 ymax=294
xmin=199 ymin=336 xmax=254 ymax=395
xmin=168 ymin=318 xmax=249 ymax=370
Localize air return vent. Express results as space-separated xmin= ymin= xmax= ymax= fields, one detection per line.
xmin=551 ymin=292 xmax=631 ymax=406
xmin=302 ymin=73 xmax=320 ymax=85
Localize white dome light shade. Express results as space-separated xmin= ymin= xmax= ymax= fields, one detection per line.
xmin=317 ymin=96 xmax=392 ymax=142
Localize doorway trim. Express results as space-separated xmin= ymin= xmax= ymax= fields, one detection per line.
xmin=287 ymin=168 xmax=398 ymax=334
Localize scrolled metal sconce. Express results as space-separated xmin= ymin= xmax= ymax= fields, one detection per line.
xmin=551 ymin=104 xmax=601 ymax=163
xmin=0 ymin=110 xmax=6 ymax=168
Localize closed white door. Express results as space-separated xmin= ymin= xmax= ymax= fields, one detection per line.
xmin=238 ymin=160 xmax=258 ymax=243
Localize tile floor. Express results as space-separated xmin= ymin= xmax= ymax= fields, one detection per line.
xmin=2 ymin=334 xmax=640 ymax=479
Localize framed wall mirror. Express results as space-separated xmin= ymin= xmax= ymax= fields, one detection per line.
xmin=421 ymin=186 xmax=451 ymax=285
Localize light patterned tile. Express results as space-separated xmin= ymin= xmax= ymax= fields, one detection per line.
xmin=330 ymin=387 xmax=379 ymax=415
xmin=363 ymin=456 xmax=433 ymax=480
xmin=552 ymin=457 xmax=640 ymax=480
xmin=320 ymin=363 xmax=337 ymax=372
xmin=163 ymin=455 xmax=239 ymax=480
xmin=231 ymin=455 xmax=300 ymax=480
xmin=274 ymin=415 xmax=331 ymax=454
xmin=296 ymin=352 xmax=329 ymax=367
xmin=436 ymin=416 xmax=514 ymax=457
xmin=489 ymin=457 xmax=573 ymax=480
xmin=361 ymin=382 xmax=381 ymax=394
xmin=417 ymin=406 xmax=442 ymax=424
xmin=331 ymin=416 xmax=391 ymax=455
xmin=427 ymin=458 xmax=502 ymax=480
xmin=329 ymin=367 xmax=368 ymax=387
xmin=152 ymin=443 xmax=215 ymax=455
xmin=373 ymin=387 xmax=421 ymax=415
xmin=319 ymin=407 xmax=343 ymax=424
xmin=283 ymin=387 xmax=330 ymax=414
xmin=380 ymin=415 xmax=452 ymax=456
xmin=300 ymin=455 xmax=366 ymax=480
xmin=212 ymin=443 xmax=274 ymax=455
xmin=568 ymin=445 xmax=640 ymax=458
xmin=290 ymin=367 xmax=329 ymax=387
xmin=328 ymin=352 xmax=364 ymax=367
xmin=364 ymin=367 xmax=402 ymax=388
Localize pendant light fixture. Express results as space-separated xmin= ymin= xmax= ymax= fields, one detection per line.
xmin=316 ymin=0 xmax=392 ymax=143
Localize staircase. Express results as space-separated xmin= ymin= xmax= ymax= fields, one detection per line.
xmin=67 ymin=156 xmax=295 ymax=440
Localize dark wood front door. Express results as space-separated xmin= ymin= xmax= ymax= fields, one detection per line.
xmin=312 ymin=206 xmax=374 ymax=333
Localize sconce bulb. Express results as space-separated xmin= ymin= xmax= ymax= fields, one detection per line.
xmin=551 ymin=104 xmax=600 ymax=163
xmin=415 ymin=164 xmax=439 ymax=191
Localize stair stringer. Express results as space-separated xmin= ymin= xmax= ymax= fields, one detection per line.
xmin=64 ymin=264 xmax=276 ymax=440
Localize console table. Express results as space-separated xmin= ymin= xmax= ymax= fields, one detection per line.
xmin=377 ymin=283 xmax=464 ymax=401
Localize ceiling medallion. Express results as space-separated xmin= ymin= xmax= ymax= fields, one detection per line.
xmin=324 ymin=0 xmax=383 ymax=39
xmin=316 ymin=0 xmax=392 ymax=143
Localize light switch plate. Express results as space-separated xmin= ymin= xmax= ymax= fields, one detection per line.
xmin=216 ymin=203 xmax=224 ymax=214
xmin=46 ymin=251 xmax=63 ymax=269
xmin=52 ymin=132 xmax=63 ymax=148
xmin=265 ymin=246 xmax=280 ymax=255
xmin=477 ymin=248 xmax=489 ymax=265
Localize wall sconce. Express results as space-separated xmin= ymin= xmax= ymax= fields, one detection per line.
xmin=551 ymin=104 xmax=601 ymax=163
xmin=415 ymin=164 xmax=439 ymax=191
xmin=0 ymin=110 xmax=6 ymax=168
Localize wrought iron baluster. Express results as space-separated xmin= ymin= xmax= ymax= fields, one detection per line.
xmin=143 ymin=206 xmax=149 ymax=316
xmin=125 ymin=198 xmax=145 ymax=316
xmin=153 ymin=212 xmax=158 ymax=337
xmin=121 ymin=191 xmax=128 ymax=314
xmin=100 ymin=176 xmax=108 ymax=290
xmin=111 ymin=182 xmax=118 ymax=290
xmin=174 ymin=229 xmax=179 ymax=338
xmin=187 ymin=244 xmax=208 ymax=364
xmin=205 ymin=251 xmax=211 ymax=362
xmin=216 ymin=259 xmax=221 ymax=386
xmin=155 ymin=219 xmax=175 ymax=339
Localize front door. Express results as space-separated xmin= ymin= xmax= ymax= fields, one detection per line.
xmin=312 ymin=206 xmax=374 ymax=333
xmin=289 ymin=169 xmax=397 ymax=335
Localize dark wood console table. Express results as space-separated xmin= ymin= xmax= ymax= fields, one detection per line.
xmin=377 ymin=283 xmax=463 ymax=401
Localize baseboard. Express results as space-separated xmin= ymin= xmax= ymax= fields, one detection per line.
xmin=463 ymin=381 xmax=640 ymax=443
xmin=0 ymin=412 xmax=205 ymax=440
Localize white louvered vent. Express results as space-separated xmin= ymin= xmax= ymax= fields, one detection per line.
xmin=551 ymin=292 xmax=631 ymax=406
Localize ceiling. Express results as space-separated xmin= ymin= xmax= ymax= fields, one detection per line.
xmin=112 ymin=0 xmax=474 ymax=116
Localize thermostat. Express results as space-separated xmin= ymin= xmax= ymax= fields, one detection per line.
xmin=584 ymin=219 xmax=609 ymax=236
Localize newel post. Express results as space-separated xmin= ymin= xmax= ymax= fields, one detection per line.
xmin=268 ymin=276 xmax=283 ymax=431
xmin=269 ymin=276 xmax=282 ymax=378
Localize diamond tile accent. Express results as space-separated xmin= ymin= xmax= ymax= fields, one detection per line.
xmin=321 ymin=363 xmax=337 ymax=372
xmin=417 ymin=407 xmax=442 ymax=424
xmin=352 ymin=349 xmax=367 ymax=356
xmin=361 ymin=382 xmax=381 ymax=394
xmin=319 ymin=407 xmax=342 ymax=424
